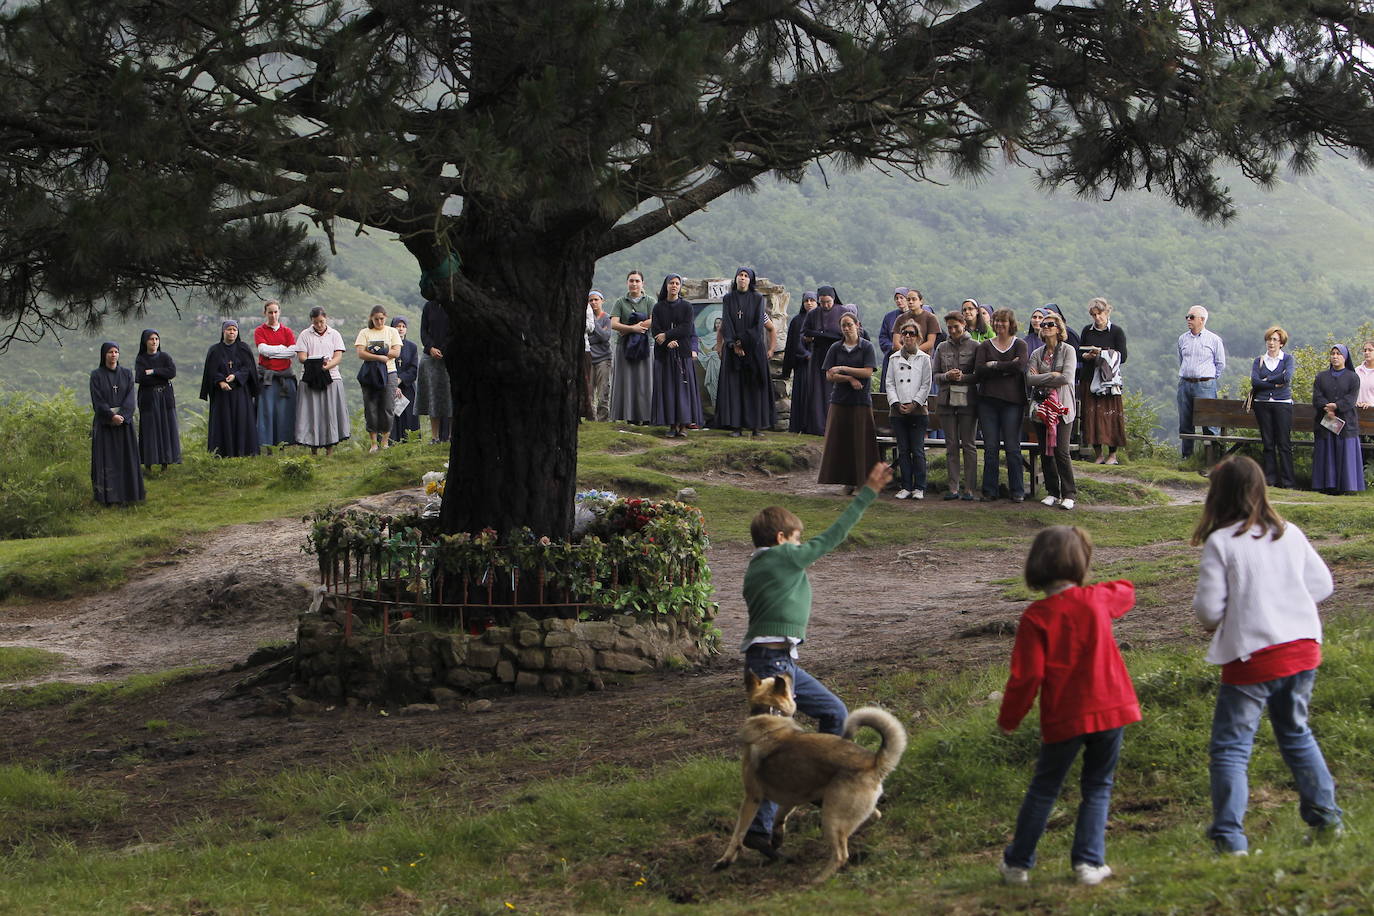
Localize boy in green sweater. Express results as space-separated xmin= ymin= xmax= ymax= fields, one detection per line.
xmin=738 ymin=461 xmax=892 ymax=857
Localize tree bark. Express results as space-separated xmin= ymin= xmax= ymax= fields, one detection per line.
xmin=428 ymin=219 xmax=598 ymax=541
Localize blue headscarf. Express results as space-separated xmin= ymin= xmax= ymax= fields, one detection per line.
xmin=1331 ymin=343 xmax=1353 ymax=373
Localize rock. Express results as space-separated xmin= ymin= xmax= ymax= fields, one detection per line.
xmin=466 ymin=698 xmax=494 ymax=713
xmin=399 ymin=703 xmax=440 ymax=715
xmin=543 ymin=631 xmax=574 ymax=649
xmin=465 ymin=644 xmax=501 ymax=668
xmin=318 ymin=675 xmax=343 ymax=698
xmin=676 ymin=487 xmax=697 ymax=501
xmin=573 ymin=620 xmax=618 ymax=649
xmin=596 ymin=651 xmax=652 ymax=674
xmin=540 ymin=673 xmax=565 ymax=693
xmin=445 ymin=667 xmax=491 ymax=689
xmin=286 ymin=693 xmax=325 ymax=716
xmin=483 ymin=626 xmax=513 ymax=645
xmin=495 ymin=660 xmax=516 ymax=683
xmin=430 ymin=687 xmax=461 ymax=706
xmin=392 ymin=617 xmax=421 ymax=634
xmin=436 ymin=634 xmax=468 ymax=668
xmin=510 ymin=611 xmax=539 ymax=629
xmin=514 ymin=671 xmax=540 ymax=691
xmin=549 ymin=646 xmax=589 ymax=673
xmin=542 ymin=617 xmax=577 ymax=632
xmin=516 ymin=627 xmax=543 ymax=648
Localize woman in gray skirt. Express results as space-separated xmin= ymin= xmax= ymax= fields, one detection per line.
xmin=293 ymin=306 xmax=351 ymax=455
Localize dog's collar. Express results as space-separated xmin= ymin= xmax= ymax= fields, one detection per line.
xmin=749 ymin=705 xmax=790 ymax=717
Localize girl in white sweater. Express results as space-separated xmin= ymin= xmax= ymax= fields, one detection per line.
xmin=1191 ymin=455 xmax=1342 ymax=854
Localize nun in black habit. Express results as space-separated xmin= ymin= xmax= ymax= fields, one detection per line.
xmin=90 ymin=342 xmax=146 ymax=505
xmin=650 ymin=274 xmax=704 ymax=437
xmin=715 ymin=267 xmax=777 ymax=436
xmin=134 ymin=329 xmax=182 ymax=469
xmin=783 ymin=292 xmax=818 ymax=433
xmin=796 ymin=285 xmax=846 ymax=435
xmin=200 ymin=320 xmax=261 ymax=457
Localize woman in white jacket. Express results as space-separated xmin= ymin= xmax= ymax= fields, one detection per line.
xmin=1191 ymin=455 xmax=1341 ymax=854
xmin=884 ymin=316 xmax=933 ymax=500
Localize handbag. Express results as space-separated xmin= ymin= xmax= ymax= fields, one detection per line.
xmin=624 ymin=310 xmax=650 ymax=362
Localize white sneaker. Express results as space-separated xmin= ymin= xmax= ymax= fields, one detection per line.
xmin=1060 ymin=498 xmax=1076 ymax=510
xmin=895 ymin=489 xmax=911 ymax=500
xmin=1073 ymin=863 xmax=1112 ymax=886
xmin=1040 ymin=495 xmax=1058 ymax=507
xmin=912 ymin=489 xmax=924 ymax=500
xmin=998 ymin=860 xmax=1030 ymax=886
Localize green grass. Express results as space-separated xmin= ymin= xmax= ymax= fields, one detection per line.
xmin=0 ymin=647 xmax=67 ymax=682
xmin=0 ymin=764 xmax=125 ymax=848
xmin=0 ymin=668 xmax=206 ymax=712
xmin=0 ymin=443 xmax=449 ymax=601
xmin=3 ymin=620 xmax=1374 ymax=913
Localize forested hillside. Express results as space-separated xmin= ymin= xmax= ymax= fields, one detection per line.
xmin=4 ymin=154 xmax=1373 ymax=428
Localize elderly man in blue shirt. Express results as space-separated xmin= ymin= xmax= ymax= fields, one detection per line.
xmin=1178 ymin=305 xmax=1227 ymax=458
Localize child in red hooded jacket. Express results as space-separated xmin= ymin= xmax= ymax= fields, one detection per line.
xmin=997 ymin=525 xmax=1140 ymax=887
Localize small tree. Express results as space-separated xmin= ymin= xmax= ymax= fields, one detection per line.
xmin=5 ymin=0 xmax=1374 ymax=537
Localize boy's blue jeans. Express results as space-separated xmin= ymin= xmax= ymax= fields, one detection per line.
xmin=1005 ymin=727 xmax=1123 ymax=869
xmin=1209 ymin=669 xmax=1341 ymax=853
xmin=742 ymin=645 xmax=848 ymax=839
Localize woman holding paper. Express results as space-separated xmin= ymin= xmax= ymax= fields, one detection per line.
xmin=1311 ymin=344 xmax=1364 ymax=494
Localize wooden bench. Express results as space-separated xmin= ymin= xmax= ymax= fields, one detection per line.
xmin=872 ymin=393 xmax=1042 ymax=497
xmin=1181 ymin=397 xmax=1374 ymax=465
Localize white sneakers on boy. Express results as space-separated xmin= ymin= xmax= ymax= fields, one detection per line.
xmin=1040 ymin=495 xmax=1058 ymax=507
xmin=895 ymin=489 xmax=912 ymax=500
xmin=912 ymin=489 xmax=924 ymax=500
xmin=1073 ymin=863 xmax=1113 ymax=885
xmin=998 ymin=860 xmax=1030 ymax=885
xmin=1060 ymin=498 xmax=1076 ymax=510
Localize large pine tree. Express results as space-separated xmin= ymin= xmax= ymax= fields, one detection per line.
xmin=4 ymin=0 xmax=1374 ymax=536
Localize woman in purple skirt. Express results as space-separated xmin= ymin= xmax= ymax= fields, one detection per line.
xmin=1312 ymin=344 xmax=1365 ymax=494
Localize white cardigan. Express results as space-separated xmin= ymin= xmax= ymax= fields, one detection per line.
xmin=1192 ymin=520 xmax=1333 ymax=665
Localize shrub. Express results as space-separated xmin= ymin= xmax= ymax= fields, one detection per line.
xmin=276 ymin=456 xmax=315 ymax=485
xmin=0 ymin=389 xmax=92 ymax=539
xmin=1122 ymin=389 xmax=1164 ymax=459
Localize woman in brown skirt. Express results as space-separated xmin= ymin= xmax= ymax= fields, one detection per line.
xmin=1078 ymin=297 xmax=1128 ymax=464
xmin=818 ymin=312 xmax=880 ymax=492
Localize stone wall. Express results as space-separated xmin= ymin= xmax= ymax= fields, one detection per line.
xmin=294 ymin=604 xmax=714 ymax=703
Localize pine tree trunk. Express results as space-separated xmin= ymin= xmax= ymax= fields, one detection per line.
xmin=429 ymin=226 xmax=596 ymax=541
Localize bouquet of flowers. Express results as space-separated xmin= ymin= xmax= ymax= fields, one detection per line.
xmin=573 ymin=488 xmax=619 ymax=536
xmin=422 ymin=465 xmax=448 ymax=518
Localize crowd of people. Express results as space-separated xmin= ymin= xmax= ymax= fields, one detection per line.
xmin=590 ymin=274 xmax=1371 ymax=505
xmin=87 ymin=300 xmax=454 ymax=506
xmin=88 ymin=271 xmax=1372 ymax=506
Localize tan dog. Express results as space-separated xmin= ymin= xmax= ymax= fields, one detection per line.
xmin=713 ymin=670 xmax=908 ymax=883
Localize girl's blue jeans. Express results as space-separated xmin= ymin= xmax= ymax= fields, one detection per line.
xmin=1208 ymin=669 xmax=1341 ymax=852
xmin=1005 ymin=727 xmax=1123 ymax=869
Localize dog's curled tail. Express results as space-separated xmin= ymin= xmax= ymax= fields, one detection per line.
xmin=842 ymin=707 xmax=908 ymax=777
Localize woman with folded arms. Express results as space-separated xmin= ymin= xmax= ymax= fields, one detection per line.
xmin=1250 ymin=326 xmax=1295 ymax=489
